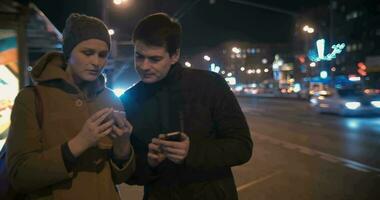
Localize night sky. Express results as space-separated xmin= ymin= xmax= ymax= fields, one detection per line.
xmin=30 ymin=0 xmax=330 ymax=51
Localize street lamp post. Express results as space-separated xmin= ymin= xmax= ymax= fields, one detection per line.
xmin=302 ymin=24 xmax=315 ymax=95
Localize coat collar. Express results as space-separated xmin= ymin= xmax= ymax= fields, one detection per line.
xmin=31 ymin=52 xmax=106 ymax=96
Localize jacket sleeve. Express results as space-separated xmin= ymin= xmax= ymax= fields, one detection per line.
xmin=108 ymin=91 xmax=137 ymax=184
xmin=184 ymin=74 xmax=253 ymax=171
xmin=109 ymin=146 xmax=136 ymax=184
xmin=6 ymin=88 xmax=73 ymax=193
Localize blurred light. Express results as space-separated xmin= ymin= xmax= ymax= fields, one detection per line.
xmin=27 ymin=66 xmax=33 ymax=72
xmin=262 ymin=58 xmax=268 ymax=64
xmin=221 ymin=70 xmax=225 ymax=74
xmin=227 ymin=72 xmax=232 ymax=77
xmin=371 ymin=101 xmax=380 ymax=108
xmin=357 ymin=62 xmax=367 ymax=70
xmin=320 ymin=71 xmax=328 ymax=79
xmin=185 ymin=61 xmax=191 ymax=67
xmin=318 ymin=96 xmax=325 ymax=100
xmin=310 ymin=98 xmax=318 ymax=105
xmin=232 ymin=47 xmax=241 ymax=54
xmin=225 ymin=77 xmax=236 ymax=85
xmin=294 ymin=83 xmax=301 ymax=93
xmin=357 ymin=62 xmax=367 ymax=76
xmin=203 ymin=55 xmax=211 ymax=61
xmin=345 ymin=102 xmax=361 ymax=110
xmin=264 ymin=68 xmax=269 ymax=73
xmin=303 ymin=25 xmax=314 ymax=34
xmin=256 ymin=69 xmax=261 ymax=74
xmin=310 ymin=62 xmax=316 ymax=67
xmin=108 ymin=29 xmax=115 ymax=36
xmin=247 ymin=69 xmax=253 ymax=74
xmin=310 ymin=42 xmax=346 ymax=62
xmin=113 ymin=0 xmax=122 ymax=5
xmin=316 ymin=39 xmax=325 ymax=59
xmin=319 ymin=90 xmax=328 ymax=96
xmin=250 ymin=83 xmax=257 ymax=88
xmin=347 ymin=120 xmax=359 ymax=129
xmin=349 ymin=76 xmax=361 ymax=82
xmin=240 ymin=67 xmax=245 ymax=71
xmin=214 ymin=66 xmax=221 ymax=73
xmin=113 ymin=88 xmax=126 ymax=97
xmin=235 ymin=85 xmax=243 ymax=91
xmin=364 ymin=89 xmax=380 ymax=95
xmin=331 ymin=67 xmax=336 ymax=72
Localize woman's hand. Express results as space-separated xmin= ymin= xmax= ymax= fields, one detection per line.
xmin=68 ymin=108 xmax=114 ymax=157
xmin=110 ymin=110 xmax=133 ymax=160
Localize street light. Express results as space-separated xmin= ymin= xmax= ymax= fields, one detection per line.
xmin=203 ymin=55 xmax=211 ymax=61
xmin=108 ymin=29 xmax=115 ymax=36
xmin=303 ymin=25 xmax=314 ymax=34
xmin=232 ymin=47 xmax=241 ymax=54
xmin=113 ymin=0 xmax=128 ymax=5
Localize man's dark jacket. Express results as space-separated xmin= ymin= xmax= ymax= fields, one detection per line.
xmin=120 ymin=63 xmax=253 ymax=200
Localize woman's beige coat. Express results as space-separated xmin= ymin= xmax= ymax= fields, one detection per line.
xmin=6 ymin=52 xmax=135 ymax=200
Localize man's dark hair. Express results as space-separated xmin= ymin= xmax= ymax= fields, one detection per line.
xmin=132 ymin=13 xmax=181 ymax=56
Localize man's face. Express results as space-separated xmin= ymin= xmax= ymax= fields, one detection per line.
xmin=134 ymin=40 xmax=179 ymax=83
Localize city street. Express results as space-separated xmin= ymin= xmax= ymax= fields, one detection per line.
xmin=119 ymin=97 xmax=380 ymax=200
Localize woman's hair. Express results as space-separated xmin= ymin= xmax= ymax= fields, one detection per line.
xmin=132 ymin=13 xmax=182 ymax=56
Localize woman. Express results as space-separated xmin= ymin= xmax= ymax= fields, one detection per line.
xmin=6 ymin=13 xmax=135 ymax=199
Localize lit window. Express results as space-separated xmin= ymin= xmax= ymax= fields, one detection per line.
xmin=353 ymin=11 xmax=358 ymax=18
xmin=346 ymin=45 xmax=351 ymax=52
xmin=352 ymin=44 xmax=357 ymax=51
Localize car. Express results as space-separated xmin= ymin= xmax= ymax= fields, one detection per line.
xmin=310 ymin=88 xmax=380 ymax=116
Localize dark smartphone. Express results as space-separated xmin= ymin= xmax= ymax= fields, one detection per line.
xmin=159 ymin=131 xmax=182 ymax=141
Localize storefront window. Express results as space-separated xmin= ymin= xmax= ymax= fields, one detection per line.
xmin=0 ymin=29 xmax=19 ymax=150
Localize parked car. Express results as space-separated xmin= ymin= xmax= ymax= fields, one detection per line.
xmin=310 ymin=88 xmax=380 ymax=116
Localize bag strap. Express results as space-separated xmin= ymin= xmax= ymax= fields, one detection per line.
xmin=32 ymin=85 xmax=43 ymax=129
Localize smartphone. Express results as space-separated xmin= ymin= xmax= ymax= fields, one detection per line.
xmin=159 ymin=131 xmax=182 ymax=142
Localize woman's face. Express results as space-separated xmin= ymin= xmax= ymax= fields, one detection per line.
xmin=66 ymin=39 xmax=109 ymax=83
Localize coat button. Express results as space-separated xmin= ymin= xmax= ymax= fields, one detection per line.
xmin=75 ymin=99 xmax=83 ymax=107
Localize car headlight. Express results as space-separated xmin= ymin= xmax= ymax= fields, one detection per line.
xmin=371 ymin=101 xmax=380 ymax=108
xmin=345 ymin=102 xmax=361 ymax=110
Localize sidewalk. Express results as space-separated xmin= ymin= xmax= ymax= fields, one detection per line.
xmin=236 ymin=93 xmax=307 ymax=100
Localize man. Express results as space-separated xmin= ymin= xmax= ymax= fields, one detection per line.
xmin=120 ymin=13 xmax=253 ymax=200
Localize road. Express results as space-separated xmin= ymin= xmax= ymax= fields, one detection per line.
xmin=119 ymin=96 xmax=380 ymax=200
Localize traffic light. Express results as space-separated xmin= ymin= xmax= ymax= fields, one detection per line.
xmin=357 ymin=62 xmax=367 ymax=76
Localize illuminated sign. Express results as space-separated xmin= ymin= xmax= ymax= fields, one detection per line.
xmin=309 ymin=39 xmax=346 ymax=62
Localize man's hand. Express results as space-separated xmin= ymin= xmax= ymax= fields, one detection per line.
xmin=147 ymin=138 xmax=166 ymax=168
xmin=158 ymin=133 xmax=190 ymax=164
